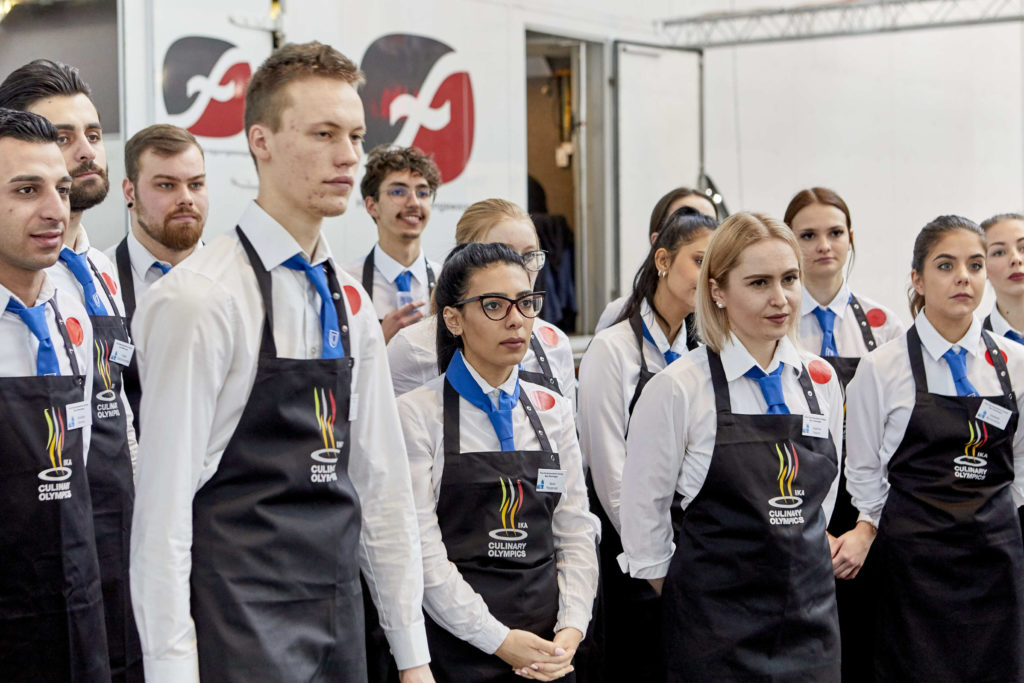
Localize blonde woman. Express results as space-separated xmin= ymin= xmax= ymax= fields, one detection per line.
xmin=387 ymin=199 xmax=575 ymax=407
xmin=620 ymin=212 xmax=844 ymax=681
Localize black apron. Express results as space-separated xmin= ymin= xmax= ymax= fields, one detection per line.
xmin=361 ymin=248 xmax=435 ymax=314
xmin=425 ymin=379 xmax=568 ymax=683
xmin=585 ymin=310 xmax=698 ymax=683
xmin=517 ymin=332 xmax=562 ymax=395
xmin=0 ymin=297 xmax=111 ymax=682
xmin=818 ymin=294 xmax=877 ymax=683
xmin=84 ymin=257 xmax=143 ymax=682
xmin=873 ymin=326 xmax=1024 ymax=682
xmin=664 ymin=350 xmax=840 ymax=682
xmin=190 ymin=227 xmax=365 ymax=682
xmin=113 ymin=238 xmax=141 ymax=438
xmin=982 ymin=314 xmax=1024 ymax=539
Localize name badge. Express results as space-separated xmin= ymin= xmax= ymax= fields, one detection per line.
xmin=349 ymin=393 xmax=359 ymax=422
xmin=976 ymin=399 xmax=1011 ymax=431
xmin=395 ymin=291 xmax=416 ymax=310
xmin=536 ymin=468 xmax=566 ymax=493
xmin=801 ymin=413 xmax=829 ymax=439
xmin=108 ymin=340 xmax=135 ymax=366
xmin=67 ymin=401 xmax=92 ymax=430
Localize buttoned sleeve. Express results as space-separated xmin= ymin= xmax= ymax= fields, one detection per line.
xmin=844 ymin=345 xmax=893 ymax=527
xmin=130 ymin=273 xmax=237 ymax=683
xmin=577 ymin=330 xmax=631 ymax=532
xmin=620 ymin=366 xmax=688 ymax=579
xmin=398 ymin=385 xmax=512 ymax=654
xmin=346 ymin=298 xmax=431 ymax=670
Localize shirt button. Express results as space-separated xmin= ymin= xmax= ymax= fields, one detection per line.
xmin=312 ymin=346 xmax=320 ymax=355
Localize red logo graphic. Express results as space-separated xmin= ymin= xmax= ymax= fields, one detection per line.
xmin=865 ymin=308 xmax=887 ymax=327
xmin=531 ymin=390 xmax=556 ymax=411
xmin=162 ymin=36 xmax=252 ymax=138
xmin=344 ymin=285 xmax=362 ymax=316
xmin=536 ymin=326 xmax=560 ymax=347
xmin=808 ymin=360 xmax=833 ymax=384
xmin=102 ymin=272 xmax=118 ymax=296
xmin=65 ymin=318 xmax=84 ymax=346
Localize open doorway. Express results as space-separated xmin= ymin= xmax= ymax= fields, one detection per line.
xmin=525 ymin=31 xmax=608 ymax=336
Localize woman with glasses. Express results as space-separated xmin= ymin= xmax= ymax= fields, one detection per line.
xmin=397 ymin=242 xmax=599 ymax=682
xmin=620 ymin=213 xmax=844 ymax=681
xmin=782 ymin=187 xmax=904 ymax=682
xmin=388 ymin=199 xmax=576 ymax=407
xmin=845 ymin=216 xmax=1024 ymax=681
xmin=576 ymin=206 xmax=716 ymax=681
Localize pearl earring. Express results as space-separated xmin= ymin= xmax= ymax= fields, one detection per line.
xmin=715 ymin=301 xmax=724 ymax=309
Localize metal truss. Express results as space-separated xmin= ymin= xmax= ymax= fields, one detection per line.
xmin=660 ymin=0 xmax=1024 ymax=49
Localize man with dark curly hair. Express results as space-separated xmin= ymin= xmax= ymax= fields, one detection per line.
xmin=344 ymin=145 xmax=441 ymax=343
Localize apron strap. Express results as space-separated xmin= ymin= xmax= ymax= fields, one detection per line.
xmin=362 ymin=249 xmax=375 ymax=301
xmin=114 ymin=236 xmax=137 ymax=323
xmin=684 ymin=312 xmax=699 ymax=350
xmin=442 ymin=376 xmax=554 ymax=457
xmin=324 ymin=263 xmax=353 ymax=360
xmin=981 ymin=329 xmax=1015 ymax=399
xmin=236 ymin=226 xmax=278 ymax=358
xmin=47 ymin=295 xmax=83 ymax=379
xmin=984 ymin=314 xmax=994 ymax=333
xmin=627 ymin=311 xmax=653 ymax=416
xmin=708 ymin=346 xmax=821 ymax=415
xmin=795 ymin=362 xmax=823 ymax=415
xmin=86 ymin=256 xmax=130 ymax=339
xmin=847 ymin=293 xmax=878 ymax=352
xmin=523 ymin=333 xmax=560 ymax=393
xmin=426 ymin=260 xmax=436 ymax=297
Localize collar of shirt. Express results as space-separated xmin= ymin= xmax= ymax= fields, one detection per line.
xmin=0 ymin=275 xmax=57 ymax=311
xmin=68 ymin=224 xmax=93 ymax=255
xmin=800 ymin=281 xmax=851 ymax=318
xmin=915 ymin=309 xmax=983 ymax=360
xmin=462 ymin=354 xmax=520 ymax=409
xmin=719 ymin=332 xmax=804 ymax=382
xmin=989 ymin=305 xmax=1023 ymax=338
xmin=241 ymin=201 xmax=332 ymax=269
xmin=373 ymin=242 xmax=428 ymax=286
xmin=641 ymin=299 xmax=690 ymax=356
xmin=127 ymin=229 xmax=173 ymax=280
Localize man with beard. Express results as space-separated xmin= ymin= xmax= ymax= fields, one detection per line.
xmin=343 ymin=145 xmax=441 ymax=343
xmin=105 ymin=124 xmax=207 ymax=437
xmin=0 ymin=60 xmax=143 ymax=683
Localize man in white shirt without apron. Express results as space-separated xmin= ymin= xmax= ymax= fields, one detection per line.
xmin=105 ymin=124 xmax=208 ymax=436
xmin=129 ymin=42 xmax=434 ymax=683
xmin=343 ymin=145 xmax=441 ymax=343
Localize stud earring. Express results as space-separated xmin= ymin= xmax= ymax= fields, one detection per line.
xmin=658 ymin=270 xmax=666 ymax=278
xmin=127 ymin=201 xmax=134 ymax=208
xmin=715 ymin=301 xmax=724 ymax=309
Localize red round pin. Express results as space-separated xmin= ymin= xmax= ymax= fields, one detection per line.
xmin=343 ymin=285 xmax=361 ymax=315
xmin=808 ymin=359 xmax=833 ymax=384
xmin=537 ymin=325 xmax=560 ymax=347
xmin=532 ymin=390 xmax=556 ymax=411
xmin=65 ymin=317 xmax=84 ymax=346
xmin=986 ymin=349 xmax=1008 ymax=366
xmin=865 ymin=308 xmax=887 ymax=327
xmin=102 ymin=272 xmax=118 ymax=295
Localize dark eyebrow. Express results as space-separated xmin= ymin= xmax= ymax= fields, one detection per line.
xmin=54 ymin=122 xmax=102 ymax=131
xmin=152 ymin=173 xmax=207 ymax=182
xmin=9 ymin=174 xmax=43 ymax=183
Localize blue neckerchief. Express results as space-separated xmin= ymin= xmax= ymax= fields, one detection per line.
xmin=446 ymin=349 xmax=520 ymax=451
xmin=641 ymin=320 xmax=682 ymax=365
xmin=941 ymin=347 xmax=978 ymax=397
xmin=6 ymin=298 xmax=61 ymax=376
xmin=58 ymin=248 xmax=108 ymax=316
xmin=743 ymin=363 xmax=789 ymax=414
xmin=281 ymin=254 xmax=344 ymax=359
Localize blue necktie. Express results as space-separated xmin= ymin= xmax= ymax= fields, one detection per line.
xmin=1006 ymin=330 xmax=1024 ymax=345
xmin=152 ymin=261 xmax=171 ymax=276
xmin=744 ymin=364 xmax=790 ymax=414
xmin=941 ymin=347 xmax=978 ymax=397
xmin=58 ymin=249 xmax=108 ymax=316
xmin=282 ymin=254 xmax=344 ymax=359
xmin=6 ymin=298 xmax=60 ymax=376
xmin=446 ymin=349 xmax=519 ymax=451
xmin=641 ymin=320 xmax=682 ymax=365
xmin=394 ymin=270 xmax=412 ymax=293
xmin=812 ymin=306 xmax=838 ymax=357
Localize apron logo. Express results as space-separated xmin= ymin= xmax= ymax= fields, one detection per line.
xmin=94 ymin=340 xmax=117 ymax=402
xmin=38 ymin=406 xmax=73 ymax=501
xmin=310 ymin=388 xmax=340 ymax=483
xmin=954 ymin=420 xmax=988 ymax=480
xmin=488 ymin=477 xmax=528 ymax=559
xmin=768 ymin=442 xmax=805 ymax=525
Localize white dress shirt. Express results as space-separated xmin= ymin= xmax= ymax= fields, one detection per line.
xmin=46 ymin=229 xmax=136 ymax=466
xmin=595 ymin=294 xmax=629 ymax=332
xmin=620 ymin=335 xmax=844 ymax=579
xmin=798 ymin=282 xmax=905 ymax=358
xmin=0 ymin=277 xmax=94 ymax=461
xmin=342 ymin=243 xmax=440 ymax=319
xmin=397 ymin=363 xmax=600 ymax=655
xmin=130 ymin=201 xmax=429 ymax=682
xmin=845 ymin=311 xmax=1024 ymax=527
xmin=387 ymin=314 xmax=578 ymax=410
xmin=103 ymin=230 xmax=201 ymax=309
xmin=578 ymin=300 xmax=695 ymax=533
xmin=987 ymin=305 xmax=1024 ymax=340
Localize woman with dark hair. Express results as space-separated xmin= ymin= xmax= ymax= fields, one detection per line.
xmin=576 ymin=206 xmax=716 ymax=680
xmin=981 ymin=212 xmax=1024 ymax=342
xmin=783 ymin=186 xmax=904 ymax=681
xmin=398 ymin=242 xmax=599 ymax=682
xmin=595 ymin=187 xmax=717 ymax=331
xmin=846 ymin=215 xmax=1024 ymax=681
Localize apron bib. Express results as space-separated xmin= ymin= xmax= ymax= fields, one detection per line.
xmin=0 ymin=298 xmax=110 ymax=682
xmin=113 ymin=238 xmax=141 ymax=439
xmin=663 ymin=350 xmax=840 ymax=682
xmin=190 ymin=228 xmax=365 ymax=682
xmin=873 ymin=326 xmax=1024 ymax=682
xmin=85 ymin=257 xmax=143 ymax=683
xmin=425 ymin=380 xmax=567 ymax=683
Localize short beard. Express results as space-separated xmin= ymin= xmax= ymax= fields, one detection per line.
xmin=69 ymin=169 xmax=110 ymax=212
xmin=137 ymin=213 xmax=203 ymax=252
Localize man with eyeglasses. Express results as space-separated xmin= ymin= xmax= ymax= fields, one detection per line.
xmin=345 ymin=145 xmax=442 ymax=343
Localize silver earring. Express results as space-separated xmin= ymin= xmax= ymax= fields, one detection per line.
xmin=715 ymin=301 xmax=724 ymax=309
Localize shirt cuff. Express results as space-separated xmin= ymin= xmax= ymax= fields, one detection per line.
xmin=555 ymin=607 xmax=592 ymax=639
xmin=617 ymin=551 xmax=673 ymax=579
xmin=142 ymin=654 xmax=200 ymax=683
xmin=856 ymin=510 xmax=881 ymax=529
xmin=386 ymin=623 xmax=432 ymax=671
xmin=469 ymin=616 xmax=511 ymax=655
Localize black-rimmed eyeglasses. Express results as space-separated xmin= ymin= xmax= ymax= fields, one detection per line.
xmin=454 ymin=292 xmax=546 ymax=321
